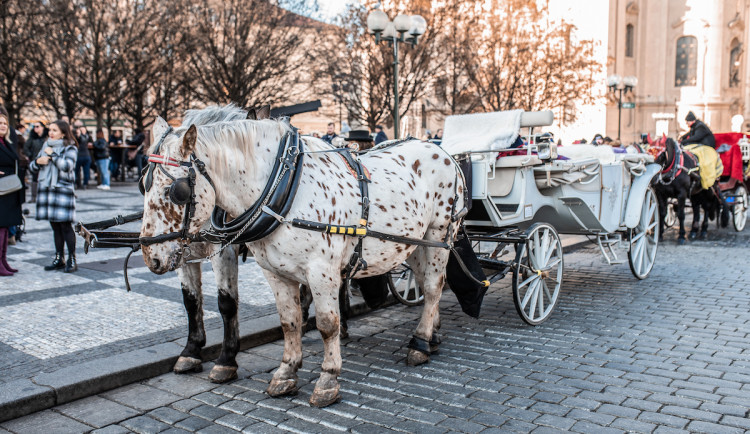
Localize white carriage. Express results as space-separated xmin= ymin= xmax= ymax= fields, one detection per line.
xmin=390 ymin=110 xmax=661 ymax=325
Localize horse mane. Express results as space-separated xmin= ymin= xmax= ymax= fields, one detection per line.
xmin=193 ymin=118 xmax=290 ymax=191
xmin=148 ymin=104 xmax=249 ymax=154
xmin=178 ymin=104 xmax=248 ymax=134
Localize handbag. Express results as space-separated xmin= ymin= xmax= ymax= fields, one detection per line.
xmin=0 ymin=161 xmax=22 ymax=195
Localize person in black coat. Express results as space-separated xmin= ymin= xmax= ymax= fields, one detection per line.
xmin=0 ymin=107 xmax=23 ymax=276
xmin=374 ymin=125 xmax=388 ymax=145
xmin=680 ymin=111 xmax=716 ymax=148
xmin=23 ymin=122 xmax=48 ymax=203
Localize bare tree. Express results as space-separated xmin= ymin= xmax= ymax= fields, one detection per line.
xmin=462 ymin=0 xmax=600 ymax=123
xmin=184 ymin=0 xmax=320 ymax=108
xmin=0 ymin=0 xmax=43 ymax=125
xmin=326 ymin=0 xmax=449 ymax=131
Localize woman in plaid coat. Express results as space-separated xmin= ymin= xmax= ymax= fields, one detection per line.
xmin=28 ymin=120 xmax=79 ymax=273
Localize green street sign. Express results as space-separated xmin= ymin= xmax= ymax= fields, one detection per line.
xmin=621 ymin=102 xmax=636 ymax=109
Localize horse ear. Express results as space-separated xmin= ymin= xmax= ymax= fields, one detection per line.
xmin=247 ymin=109 xmax=257 ymax=120
xmin=257 ymin=105 xmax=271 ymax=120
xmin=182 ymin=124 xmax=197 ymax=157
xmin=152 ymin=116 xmax=169 ymax=143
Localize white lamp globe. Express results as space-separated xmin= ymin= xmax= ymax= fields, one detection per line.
xmin=409 ymin=15 xmax=427 ymax=36
xmin=367 ymin=9 xmax=389 ymax=34
xmin=393 ymin=14 xmax=411 ymax=33
xmin=606 ymin=74 xmax=622 ymax=88
xmin=623 ymin=76 xmax=638 ymax=87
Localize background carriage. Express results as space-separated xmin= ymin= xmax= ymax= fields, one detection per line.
xmin=392 ymin=110 xmax=661 ymax=325
xmin=715 ymin=132 xmax=750 ymax=231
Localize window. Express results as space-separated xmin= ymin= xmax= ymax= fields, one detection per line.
xmin=675 ymin=36 xmax=697 ymax=87
xmin=730 ymin=39 xmax=742 ymax=88
xmin=625 ymin=24 xmax=634 ymax=58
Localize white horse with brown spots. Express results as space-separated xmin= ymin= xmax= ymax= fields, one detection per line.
xmin=139 ymin=116 xmax=465 ymax=407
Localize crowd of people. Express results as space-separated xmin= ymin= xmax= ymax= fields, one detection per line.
xmin=0 ymin=108 xmax=148 ymax=277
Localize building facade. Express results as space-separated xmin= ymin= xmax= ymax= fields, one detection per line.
xmin=608 ymin=0 xmax=750 ymax=140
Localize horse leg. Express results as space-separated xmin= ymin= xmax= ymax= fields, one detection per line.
xmin=405 ymin=238 xmax=449 ymax=366
xmin=308 ymin=270 xmax=343 ymax=407
xmin=264 ymin=271 xmax=304 ymax=398
xmin=339 ymin=282 xmax=351 ymax=339
xmin=656 ymin=193 xmax=667 ymax=242
xmin=676 ymin=195 xmax=687 ymax=245
xmin=300 ymin=284 xmax=312 ymax=326
xmin=209 ymin=246 xmax=240 ymax=383
xmin=174 ymin=262 xmax=205 ymax=373
xmin=700 ymin=199 xmax=710 ymax=239
xmin=689 ymin=196 xmax=700 ymax=240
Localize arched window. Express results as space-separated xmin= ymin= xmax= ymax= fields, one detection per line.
xmin=675 ymin=36 xmax=697 ymax=86
xmin=730 ymin=38 xmax=742 ymax=88
xmin=625 ymin=24 xmax=634 ymax=58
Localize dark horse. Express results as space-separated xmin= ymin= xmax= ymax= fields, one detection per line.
xmin=652 ymin=137 xmax=727 ymax=244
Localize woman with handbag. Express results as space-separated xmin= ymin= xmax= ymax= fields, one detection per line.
xmin=0 ymin=107 xmax=23 ymax=276
xmin=28 ymin=120 xmax=79 ymax=273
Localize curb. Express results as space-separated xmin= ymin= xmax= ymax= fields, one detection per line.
xmin=0 ymin=237 xmax=592 ymax=422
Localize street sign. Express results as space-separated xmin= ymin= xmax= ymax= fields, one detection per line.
xmin=621 ymin=102 xmax=636 ymax=109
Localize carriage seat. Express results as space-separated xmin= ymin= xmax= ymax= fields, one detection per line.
xmin=520 ymin=110 xmax=554 ymax=128
xmin=533 ymin=158 xmax=601 ymax=189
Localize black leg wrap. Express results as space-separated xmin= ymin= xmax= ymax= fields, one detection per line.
xmin=408 ymin=335 xmax=431 ymax=355
xmin=429 ymin=333 xmax=441 ymax=354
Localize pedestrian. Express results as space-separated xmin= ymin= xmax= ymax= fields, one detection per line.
xmin=680 ymin=111 xmax=716 ymax=148
xmin=431 ymin=128 xmax=443 ymax=145
xmin=591 ymin=134 xmax=604 ymax=146
xmin=345 ymin=129 xmax=374 ymax=152
xmin=74 ymin=122 xmax=93 ymax=190
xmin=125 ymin=128 xmax=146 ymax=177
xmin=340 ymin=120 xmax=351 ymax=135
xmin=109 ymin=129 xmax=123 ymax=181
xmin=0 ymin=107 xmax=23 ymax=276
xmin=28 ymin=120 xmax=79 ymax=273
xmin=321 ymin=122 xmax=338 ymax=144
xmin=374 ymin=125 xmax=388 ymax=145
xmin=23 ymin=122 xmax=48 ymax=203
xmin=92 ymin=129 xmax=110 ymax=190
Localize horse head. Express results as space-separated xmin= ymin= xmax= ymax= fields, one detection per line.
xmin=139 ymin=117 xmax=218 ymax=274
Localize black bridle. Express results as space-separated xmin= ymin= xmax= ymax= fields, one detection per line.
xmin=138 ymin=126 xmax=215 ymax=247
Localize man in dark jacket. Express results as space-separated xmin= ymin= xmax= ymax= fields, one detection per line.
xmin=680 ymin=111 xmax=716 ymax=148
xmin=374 ymin=125 xmax=388 ymax=145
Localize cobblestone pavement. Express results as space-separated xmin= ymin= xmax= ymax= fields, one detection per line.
xmin=3 ymin=229 xmax=750 ymax=432
xmin=1 ymin=183 xmax=277 ymax=384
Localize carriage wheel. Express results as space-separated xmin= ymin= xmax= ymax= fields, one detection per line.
xmin=628 ymin=186 xmax=659 ymax=280
xmin=387 ymin=263 xmax=424 ymax=306
xmin=732 ymin=185 xmax=748 ymax=232
xmin=665 ymin=201 xmax=676 ymax=228
xmin=512 ymin=223 xmax=564 ymax=325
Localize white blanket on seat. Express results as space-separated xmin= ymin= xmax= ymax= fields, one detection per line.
xmin=557 ymin=144 xmax=616 ymax=165
xmin=441 ymin=110 xmax=523 ymax=155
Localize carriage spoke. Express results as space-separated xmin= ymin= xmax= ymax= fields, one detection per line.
xmin=520 ymin=278 xmax=539 ymax=309
xmin=528 ymin=280 xmax=540 ymax=319
xmin=542 ymin=279 xmax=552 ymax=301
xmin=631 ymin=230 xmax=646 ymax=243
xmin=537 ymin=281 xmax=545 ymax=317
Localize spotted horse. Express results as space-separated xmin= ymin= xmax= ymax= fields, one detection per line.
xmin=138 ymin=115 xmax=467 ymax=407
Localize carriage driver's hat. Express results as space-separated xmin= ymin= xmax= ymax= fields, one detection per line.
xmin=345 ymin=130 xmax=374 ymax=142
xmin=685 ymin=111 xmax=697 ymax=123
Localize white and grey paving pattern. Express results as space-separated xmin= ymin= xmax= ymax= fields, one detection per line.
xmin=3 ymin=224 xmax=750 ymax=432
xmin=1 ymin=183 xmax=276 ymax=384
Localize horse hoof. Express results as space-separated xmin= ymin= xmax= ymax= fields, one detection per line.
xmin=678 ymin=238 xmax=686 ymax=246
xmin=173 ymin=356 xmax=202 ymax=374
xmin=340 ymin=326 xmax=349 ymax=340
xmin=209 ymin=365 xmax=238 ymax=383
xmin=699 ymin=232 xmax=707 ymax=240
xmin=309 ymin=385 xmax=341 ymax=407
xmin=407 ymin=349 xmax=430 ymax=366
xmin=266 ymin=378 xmax=298 ymax=397
xmin=689 ymin=232 xmax=698 ymax=240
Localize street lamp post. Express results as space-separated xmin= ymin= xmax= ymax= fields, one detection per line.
xmin=607 ymin=75 xmax=638 ymax=140
xmin=367 ymin=7 xmax=426 ymax=139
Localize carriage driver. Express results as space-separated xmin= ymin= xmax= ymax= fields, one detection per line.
xmin=344 ymin=129 xmax=375 ymax=152
xmin=680 ymin=111 xmax=716 ymax=149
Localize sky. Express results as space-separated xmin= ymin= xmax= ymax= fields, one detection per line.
xmin=317 ymin=0 xmax=356 ymax=20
